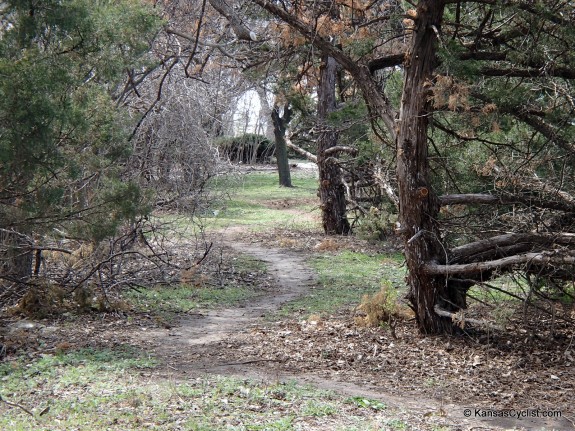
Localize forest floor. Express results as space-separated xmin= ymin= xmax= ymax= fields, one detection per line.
xmin=1 ymin=166 xmax=574 ymax=430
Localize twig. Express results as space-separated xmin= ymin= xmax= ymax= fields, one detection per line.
xmin=194 ymin=242 xmax=213 ymax=267
xmin=0 ymin=395 xmax=35 ymax=417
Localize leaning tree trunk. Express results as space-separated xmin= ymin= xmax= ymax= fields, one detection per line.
xmin=317 ymin=55 xmax=350 ymax=235
xmin=396 ymin=0 xmax=460 ymax=334
xmin=271 ymin=103 xmax=293 ymax=187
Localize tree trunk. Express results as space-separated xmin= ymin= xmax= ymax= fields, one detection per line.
xmin=317 ymin=55 xmax=350 ymax=235
xmin=0 ymin=230 xmax=33 ymax=282
xmin=396 ymin=0 xmax=459 ymax=334
xmin=255 ymin=87 xmax=275 ymax=141
xmin=271 ymin=104 xmax=293 ymax=187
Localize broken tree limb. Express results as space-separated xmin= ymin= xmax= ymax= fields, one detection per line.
xmin=433 ymin=305 xmax=502 ymax=330
xmin=373 ymin=163 xmax=399 ymax=209
xmin=425 ymin=251 xmax=575 ymax=275
xmin=448 ymin=232 xmax=575 ymax=263
xmin=285 ymin=137 xmax=317 ymax=163
xmin=438 ymin=193 xmax=575 ymax=212
xmin=368 ymin=53 xmax=406 ymax=73
xmin=323 ymin=145 xmax=359 ymax=156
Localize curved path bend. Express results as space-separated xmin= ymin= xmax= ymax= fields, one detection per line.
xmin=149 ymin=242 xmax=316 ymax=346
xmin=145 ymin=241 xmax=572 ymax=431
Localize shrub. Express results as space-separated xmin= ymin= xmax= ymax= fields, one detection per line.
xmin=355 ymin=206 xmax=398 ymax=241
xmin=215 ymin=134 xmax=275 ymax=164
xmin=355 ymin=281 xmax=413 ymax=328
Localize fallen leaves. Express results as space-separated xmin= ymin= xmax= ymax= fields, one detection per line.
xmin=231 ymin=315 xmax=575 ymax=417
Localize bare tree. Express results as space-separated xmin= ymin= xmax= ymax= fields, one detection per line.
xmin=127 ymin=66 xmax=224 ymax=215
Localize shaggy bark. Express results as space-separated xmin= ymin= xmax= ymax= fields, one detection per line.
xmin=395 ymin=0 xmax=458 ymax=333
xmin=317 ymin=55 xmax=350 ymax=235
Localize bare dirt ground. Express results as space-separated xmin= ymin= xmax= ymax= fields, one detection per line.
xmin=2 ymin=227 xmax=573 ymax=430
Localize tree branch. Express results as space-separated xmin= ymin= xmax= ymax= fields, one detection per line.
xmin=458 ymin=51 xmax=508 ymax=61
xmin=323 ymin=145 xmax=359 ymax=156
xmin=448 ymin=232 xmax=575 ymax=264
xmin=425 ymin=251 xmax=575 ymax=275
xmin=472 ymin=92 xmax=575 ymax=154
xmin=480 ymin=66 xmax=575 ymax=80
xmin=433 ymin=305 xmax=503 ymax=330
xmin=208 ymin=0 xmax=256 ymax=41
xmin=444 ymin=0 xmax=570 ymax=25
xmin=368 ymin=53 xmax=405 ymax=73
xmin=166 ymin=27 xmax=236 ymax=58
xmin=0 ymin=395 xmax=35 ymax=418
xmin=438 ymin=193 xmax=575 ymax=212
xmin=285 ymin=137 xmax=317 ymax=163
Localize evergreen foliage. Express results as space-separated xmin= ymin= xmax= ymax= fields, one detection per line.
xmin=0 ymin=0 xmax=161 ymax=275
xmin=215 ymin=134 xmax=275 ymax=164
xmin=0 ymin=0 xmax=161 ymax=279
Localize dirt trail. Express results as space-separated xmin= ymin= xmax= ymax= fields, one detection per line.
xmin=147 ymin=242 xmax=315 ymax=347
xmin=145 ymin=241 xmax=572 ymax=431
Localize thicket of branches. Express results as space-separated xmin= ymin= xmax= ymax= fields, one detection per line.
xmin=0 ymin=1 xmax=233 ymax=311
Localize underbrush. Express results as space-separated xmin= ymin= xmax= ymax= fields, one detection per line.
xmin=5 ymin=246 xmax=271 ymax=326
xmin=355 ymin=281 xmax=414 ymax=328
xmin=123 ymin=251 xmax=271 ymax=321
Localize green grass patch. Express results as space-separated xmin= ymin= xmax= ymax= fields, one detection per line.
xmin=0 ymin=364 xmax=410 ymax=430
xmin=211 ymin=170 xmax=318 ymax=201
xmin=347 ymin=396 xmax=387 ymax=411
xmin=209 ymin=203 xmax=316 ymax=230
xmin=0 ymin=346 xmax=156 ymax=431
xmin=124 ymin=284 xmax=254 ymax=316
xmin=205 ymin=171 xmax=320 ymax=231
xmin=386 ymin=418 xmax=410 ymax=430
xmin=276 ymin=250 xmax=406 ymax=318
xmin=0 ymin=346 xmax=156 ymax=395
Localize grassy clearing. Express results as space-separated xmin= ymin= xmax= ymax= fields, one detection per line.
xmin=0 ymin=348 xmax=416 ymax=431
xmin=205 ymin=170 xmax=320 ymax=231
xmin=144 ymin=169 xmax=319 ymax=236
xmin=276 ymin=250 xmax=406 ymax=318
xmin=212 ymin=170 xmax=318 ymax=201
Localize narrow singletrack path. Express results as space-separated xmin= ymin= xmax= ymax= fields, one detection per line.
xmin=143 ymin=240 xmax=572 ymax=431
xmin=146 ymin=242 xmax=315 ymax=347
